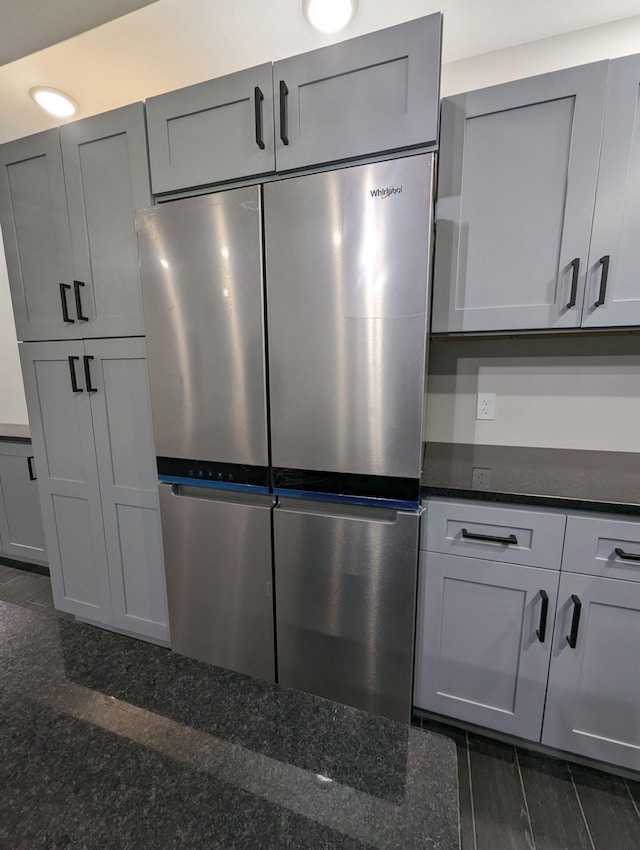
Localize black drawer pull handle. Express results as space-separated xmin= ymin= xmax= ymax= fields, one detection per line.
xmin=461 ymin=528 xmax=518 ymax=545
xmin=615 ymin=547 xmax=640 ymax=562
xmin=74 ymin=280 xmax=88 ymax=321
xmin=279 ymin=80 xmax=289 ymax=145
xmin=254 ymin=86 xmax=265 ymax=150
xmin=83 ymin=355 xmax=97 ymax=393
xmin=566 ymin=594 xmax=582 ymax=649
xmin=68 ymin=356 xmax=83 ymax=392
xmin=27 ymin=456 xmax=37 ymax=481
xmin=59 ymin=283 xmax=74 ymax=323
xmin=594 ymin=255 xmax=610 ymax=307
xmin=536 ymin=590 xmax=549 ymax=643
xmin=567 ymin=257 xmax=580 ymax=308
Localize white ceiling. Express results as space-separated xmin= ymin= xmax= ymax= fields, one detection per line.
xmin=1 ymin=0 xmax=640 ymax=143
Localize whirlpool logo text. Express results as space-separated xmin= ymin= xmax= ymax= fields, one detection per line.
xmin=369 ymin=185 xmax=403 ymax=199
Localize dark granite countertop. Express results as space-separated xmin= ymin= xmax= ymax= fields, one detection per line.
xmin=421 ymin=442 xmax=640 ymax=516
xmin=0 ymin=600 xmax=459 ymax=849
xmin=0 ymin=422 xmax=31 ymax=442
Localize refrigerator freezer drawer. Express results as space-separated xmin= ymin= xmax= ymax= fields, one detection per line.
xmin=273 ymin=498 xmax=419 ymax=722
xmin=159 ymin=483 xmax=275 ymax=682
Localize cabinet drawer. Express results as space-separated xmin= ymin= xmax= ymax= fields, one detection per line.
xmin=422 ymin=499 xmax=565 ymax=569
xmin=563 ymin=514 xmax=640 ymax=582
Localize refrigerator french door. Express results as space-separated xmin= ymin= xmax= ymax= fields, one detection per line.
xmin=136 ymin=187 xmax=275 ymax=682
xmin=265 ymin=155 xmax=433 ymax=722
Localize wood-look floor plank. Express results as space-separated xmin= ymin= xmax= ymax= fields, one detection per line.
xmin=468 ymin=734 xmax=534 ymax=850
xmin=422 ymin=719 xmax=475 ymax=850
xmin=517 ymin=748 xmax=593 ymax=850
xmin=570 ymin=764 xmax=640 ymax=850
xmin=0 ymin=572 xmax=49 ymax=604
xmin=0 ymin=565 xmax=21 ymax=584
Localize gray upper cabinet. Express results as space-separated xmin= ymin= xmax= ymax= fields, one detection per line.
xmin=0 ymin=440 xmax=47 ymax=565
xmin=0 ymin=130 xmax=75 ymax=342
xmin=0 ymin=104 xmax=151 ymax=342
xmin=414 ymin=550 xmax=559 ymax=740
xmin=60 ymin=103 xmax=151 ymax=338
xmin=86 ymin=337 xmax=169 ymax=642
xmin=273 ymin=14 xmax=441 ymax=173
xmin=146 ymin=64 xmax=275 ymax=194
xmin=542 ymin=572 xmax=640 ymax=772
xmin=432 ymin=62 xmax=609 ymax=333
xmin=19 ymin=340 xmax=112 ymax=621
xmin=582 ymin=54 xmax=640 ymax=328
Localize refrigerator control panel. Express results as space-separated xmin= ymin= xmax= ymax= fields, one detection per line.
xmin=157 ymin=457 xmax=269 ymax=489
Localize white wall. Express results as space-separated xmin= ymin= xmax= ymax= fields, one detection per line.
xmin=442 ymin=14 xmax=640 ymax=95
xmin=425 ymin=335 xmax=640 ymax=452
xmin=0 ymin=229 xmax=27 ymax=424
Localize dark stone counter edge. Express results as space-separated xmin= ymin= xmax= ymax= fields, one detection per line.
xmin=0 ymin=435 xmax=31 ymax=443
xmin=421 ymin=485 xmax=640 ymax=517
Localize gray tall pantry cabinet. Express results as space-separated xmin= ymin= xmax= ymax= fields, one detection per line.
xmin=0 ymin=104 xmax=168 ymax=640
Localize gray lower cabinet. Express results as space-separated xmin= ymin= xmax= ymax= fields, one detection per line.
xmin=414 ymin=550 xmax=559 ymax=739
xmin=0 ymin=104 xmax=151 ymax=342
xmin=19 ymin=339 xmax=168 ymax=641
xmin=542 ymin=573 xmax=640 ymax=772
xmin=0 ymin=440 xmax=47 ymax=564
xmin=432 ymin=61 xmax=609 ymax=333
xmin=274 ymin=15 xmax=441 ymax=173
xmin=582 ymin=54 xmax=640 ymax=328
xmin=146 ymin=64 xmax=275 ymax=194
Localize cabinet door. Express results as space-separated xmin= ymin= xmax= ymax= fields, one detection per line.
xmin=0 ymin=441 xmax=47 ymax=564
xmin=146 ymin=64 xmax=275 ymax=194
xmin=414 ymin=551 xmax=559 ymax=740
xmin=19 ymin=341 xmax=111 ymax=620
xmin=432 ymin=62 xmax=608 ymax=332
xmin=86 ymin=337 xmax=169 ymax=641
xmin=0 ymin=130 xmax=76 ymax=341
xmin=60 ymin=103 xmax=151 ymax=338
xmin=274 ymin=14 xmax=441 ymax=172
xmin=583 ymin=55 xmax=640 ymax=328
xmin=542 ymin=573 xmax=640 ymax=771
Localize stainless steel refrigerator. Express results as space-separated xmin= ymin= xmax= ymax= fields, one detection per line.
xmin=137 ymin=153 xmax=434 ymax=722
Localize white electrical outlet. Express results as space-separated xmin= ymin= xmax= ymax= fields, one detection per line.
xmin=476 ymin=392 xmax=496 ymax=420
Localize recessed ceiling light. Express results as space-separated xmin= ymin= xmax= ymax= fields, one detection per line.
xmin=302 ymin=0 xmax=358 ymax=33
xmin=29 ymin=87 xmax=78 ymax=118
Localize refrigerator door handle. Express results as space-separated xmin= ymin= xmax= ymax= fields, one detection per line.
xmin=167 ymin=482 xmax=275 ymax=509
xmin=275 ymin=496 xmax=404 ymax=524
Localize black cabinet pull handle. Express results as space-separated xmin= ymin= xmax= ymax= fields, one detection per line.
xmin=536 ymin=590 xmax=549 ymax=643
xmin=254 ymin=86 xmax=265 ymax=150
xmin=279 ymin=80 xmax=289 ymax=145
xmin=594 ymin=255 xmax=610 ymax=307
xmin=83 ymin=355 xmax=97 ymax=393
xmin=615 ymin=547 xmax=640 ymax=562
xmin=566 ymin=258 xmax=580 ymax=308
xmin=68 ymin=356 xmax=83 ymax=392
xmin=566 ymin=594 xmax=582 ymax=649
xmin=461 ymin=528 xmax=518 ymax=545
xmin=27 ymin=456 xmax=37 ymax=481
xmin=59 ymin=283 xmax=74 ymax=323
xmin=74 ymin=280 xmax=88 ymax=321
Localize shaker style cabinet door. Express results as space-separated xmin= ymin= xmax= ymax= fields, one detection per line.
xmin=582 ymin=54 xmax=640 ymax=328
xmin=432 ymin=62 xmax=609 ymax=332
xmin=542 ymin=573 xmax=640 ymax=772
xmin=0 ymin=130 xmax=76 ymax=342
xmin=274 ymin=14 xmax=442 ymax=172
xmin=146 ymin=64 xmax=276 ymax=194
xmin=0 ymin=441 xmax=47 ymax=564
xmin=19 ymin=341 xmax=112 ymax=621
xmin=60 ymin=103 xmax=152 ymax=338
xmin=85 ymin=337 xmax=169 ymax=641
xmin=414 ymin=551 xmax=559 ymax=740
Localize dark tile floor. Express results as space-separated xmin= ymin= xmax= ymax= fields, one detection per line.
xmin=414 ymin=716 xmax=640 ymax=850
xmin=3 ymin=561 xmax=639 ymax=848
xmin=0 ymin=561 xmax=71 ymax=618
